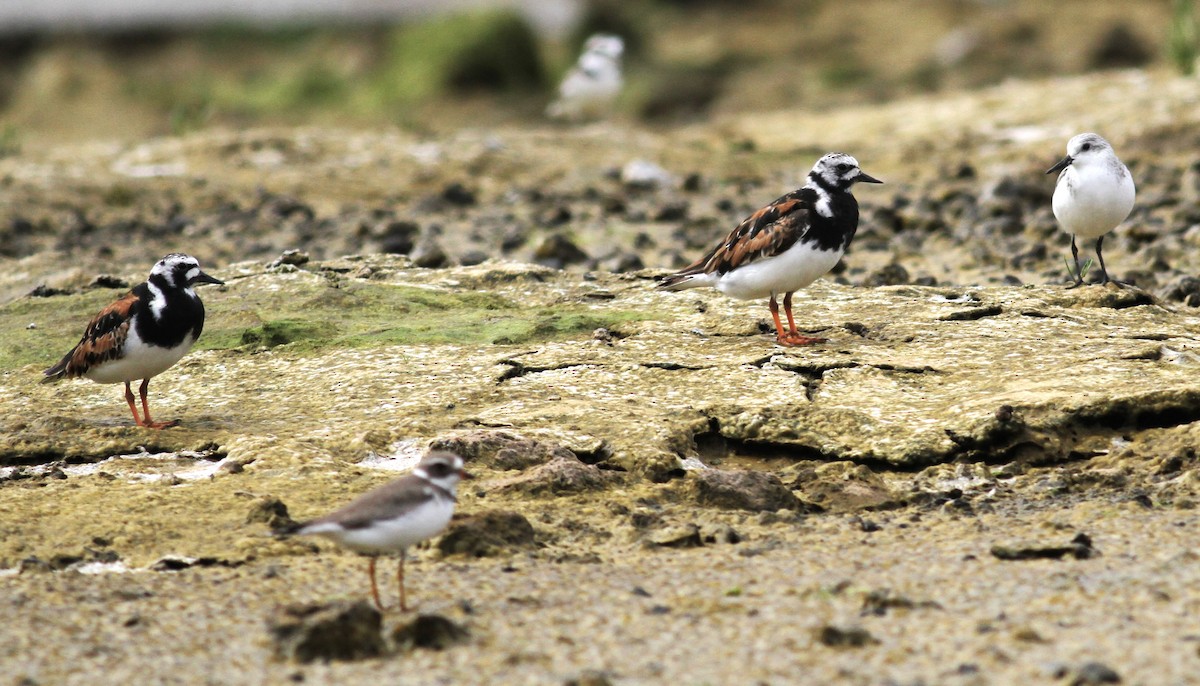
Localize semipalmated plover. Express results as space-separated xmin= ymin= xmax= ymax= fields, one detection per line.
xmin=282 ymin=451 xmax=469 ymax=612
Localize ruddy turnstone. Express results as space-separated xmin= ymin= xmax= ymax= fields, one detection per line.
xmin=281 ymin=451 xmax=469 ymax=612
xmin=546 ymin=33 xmax=624 ymax=121
xmin=1046 ymin=133 xmax=1136 ymax=287
xmin=658 ymin=153 xmax=882 ymax=346
xmin=42 ymin=253 xmax=223 ymax=428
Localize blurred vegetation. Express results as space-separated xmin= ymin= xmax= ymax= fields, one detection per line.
xmin=1169 ymin=0 xmax=1198 ymax=76
xmin=0 ymin=1 xmax=1185 ymax=143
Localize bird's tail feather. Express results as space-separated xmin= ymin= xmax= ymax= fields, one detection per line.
xmin=656 ymin=272 xmax=710 ymax=292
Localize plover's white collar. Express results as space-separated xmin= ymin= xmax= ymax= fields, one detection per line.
xmin=286 ymin=451 xmax=470 ymax=612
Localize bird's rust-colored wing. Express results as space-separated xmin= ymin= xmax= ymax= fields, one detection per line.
xmin=666 ymin=189 xmax=813 ymax=281
xmin=42 ymin=291 xmax=139 ymax=381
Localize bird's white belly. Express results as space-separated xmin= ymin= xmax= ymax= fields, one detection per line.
xmin=85 ymin=328 xmax=195 ymax=384
xmin=716 ymin=242 xmax=843 ymax=300
xmin=311 ymin=498 xmax=455 ymax=553
xmin=1053 ymin=169 xmax=1135 ymax=239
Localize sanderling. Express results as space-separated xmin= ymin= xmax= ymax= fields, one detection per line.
xmin=1046 ymin=132 xmax=1136 ymax=287
xmin=546 ymin=33 xmax=624 ymax=121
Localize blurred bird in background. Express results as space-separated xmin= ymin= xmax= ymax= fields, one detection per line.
xmin=546 ymin=33 xmax=625 ymax=121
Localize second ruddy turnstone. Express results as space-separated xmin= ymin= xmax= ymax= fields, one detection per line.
xmin=658 ymin=153 xmax=882 ymax=346
xmin=41 ymin=253 xmax=223 ymax=428
xmin=1046 ymin=132 xmax=1136 ymax=287
xmin=280 ymin=451 xmax=469 ymax=612
xmin=546 ymin=33 xmax=624 ymax=121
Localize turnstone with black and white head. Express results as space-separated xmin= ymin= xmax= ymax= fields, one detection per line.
xmin=280 ymin=451 xmax=469 ymax=612
xmin=1046 ymin=132 xmax=1136 ymax=287
xmin=546 ymin=33 xmax=624 ymax=121
xmin=658 ymin=153 xmax=882 ymax=346
xmin=41 ymin=253 xmax=223 ymax=428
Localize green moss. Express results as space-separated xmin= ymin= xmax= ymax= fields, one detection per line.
xmin=0 ymin=290 xmax=128 ymax=371
xmin=376 ymin=10 xmax=544 ymax=106
xmin=0 ymin=276 xmax=660 ymax=373
xmin=239 ymin=319 xmax=333 ymax=348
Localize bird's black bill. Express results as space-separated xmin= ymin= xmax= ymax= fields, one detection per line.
xmin=1046 ymin=155 xmax=1073 ymax=175
xmin=856 ymin=171 xmax=884 ymax=184
xmin=192 ymin=271 xmax=224 ymax=286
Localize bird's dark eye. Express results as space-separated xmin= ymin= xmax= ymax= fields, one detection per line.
xmin=1081 ymin=143 xmax=1091 ymax=152
xmin=837 ymin=163 xmax=851 ymax=173
xmin=428 ymin=462 xmax=450 ymax=477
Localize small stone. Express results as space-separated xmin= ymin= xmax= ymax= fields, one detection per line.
xmin=246 ymin=497 xmax=296 ymax=531
xmin=437 ymin=510 xmax=536 ymax=557
xmin=268 ymin=601 xmax=385 ymax=663
xmin=564 ymin=669 xmax=615 ymax=686
xmin=489 ymin=456 xmax=613 ymax=496
xmin=606 ymin=252 xmax=644 ymax=273
xmin=428 ymin=430 xmax=575 ymax=470
xmin=459 ymin=249 xmax=490 ymax=266
xmin=391 ymin=613 xmax=470 ymax=651
xmin=653 ymin=201 xmax=688 ymax=222
xmin=863 ymin=262 xmax=911 ymax=287
xmin=268 ymin=249 xmax=310 ymax=269
xmin=533 ymin=234 xmax=590 ymax=268
xmin=537 ymin=205 xmax=572 ymax=227
xmin=814 ymin=624 xmax=879 ymax=648
xmin=620 ymin=159 xmax=674 ymax=189
xmin=687 ymin=469 xmax=803 ymax=512
xmin=377 ymin=220 xmax=419 ymax=254
xmin=646 ymin=523 xmax=702 ymax=548
xmin=700 ymin=523 xmax=741 ymax=544
xmin=1070 ymin=661 xmax=1121 ymax=685
xmin=441 ymin=182 xmax=477 ymax=207
xmin=412 ymin=240 xmax=449 ymax=268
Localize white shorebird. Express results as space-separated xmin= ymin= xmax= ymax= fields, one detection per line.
xmin=1046 ymin=133 xmax=1136 ymax=287
xmin=546 ymin=33 xmax=624 ymax=121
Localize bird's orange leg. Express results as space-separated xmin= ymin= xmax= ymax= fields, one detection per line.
xmin=778 ymin=292 xmax=827 ymax=346
xmin=768 ymin=295 xmax=788 ymax=343
xmin=123 ymin=381 xmax=143 ymax=425
xmin=137 ymin=379 xmax=179 ymax=429
xmin=397 ymin=550 xmax=408 ymax=612
xmin=368 ymin=557 xmax=385 ymax=612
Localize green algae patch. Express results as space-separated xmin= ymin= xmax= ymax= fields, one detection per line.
xmin=0 ymin=264 xmax=663 ymax=379
xmin=238 ymin=319 xmax=333 ymax=348
xmin=199 ymin=276 xmax=654 ymax=350
xmin=0 ymin=289 xmax=135 ymax=371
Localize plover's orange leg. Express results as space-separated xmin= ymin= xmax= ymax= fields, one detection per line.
xmin=397 ymin=550 xmax=408 ymax=612
xmin=778 ymin=292 xmax=826 ymax=346
xmin=368 ymin=557 xmax=385 ymax=612
xmin=123 ymin=381 xmax=143 ymax=425
xmin=137 ymin=379 xmax=179 ymax=429
xmin=768 ymin=295 xmax=788 ymax=343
